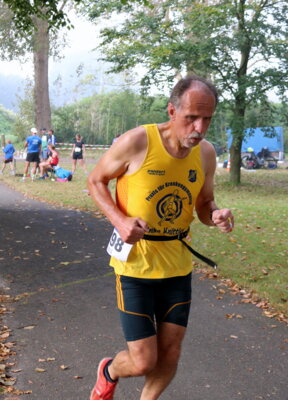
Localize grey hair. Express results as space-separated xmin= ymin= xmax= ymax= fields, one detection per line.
xmin=169 ymin=75 xmax=219 ymax=108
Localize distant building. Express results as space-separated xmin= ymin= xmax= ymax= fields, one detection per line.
xmin=227 ymin=127 xmax=284 ymax=160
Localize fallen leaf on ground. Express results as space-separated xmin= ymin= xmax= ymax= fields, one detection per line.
xmin=35 ymin=368 xmax=46 ymax=373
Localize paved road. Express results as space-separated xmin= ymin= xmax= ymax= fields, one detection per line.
xmin=0 ymin=182 xmax=287 ymax=400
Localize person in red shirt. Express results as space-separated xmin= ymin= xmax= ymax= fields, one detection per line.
xmin=39 ymin=145 xmax=59 ymax=179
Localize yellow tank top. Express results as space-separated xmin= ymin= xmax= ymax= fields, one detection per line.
xmin=110 ymin=124 xmax=205 ymax=278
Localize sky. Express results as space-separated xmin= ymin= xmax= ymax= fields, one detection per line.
xmin=0 ymin=12 xmax=134 ymax=110
xmin=0 ymin=13 xmax=100 ymax=78
xmin=0 ymin=10 xmax=152 ymax=111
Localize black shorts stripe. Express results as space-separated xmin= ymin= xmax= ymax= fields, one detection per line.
xmin=116 ymin=274 xmax=124 ymax=310
xmin=116 ymin=274 xmax=154 ymax=324
xmin=161 ymin=300 xmax=192 ymax=322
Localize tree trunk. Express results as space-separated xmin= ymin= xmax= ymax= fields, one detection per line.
xmin=229 ymin=134 xmax=243 ymax=185
xmin=228 ymin=1 xmax=251 ymax=185
xmin=33 ymin=18 xmax=51 ymax=131
xmin=229 ymin=98 xmax=246 ymax=185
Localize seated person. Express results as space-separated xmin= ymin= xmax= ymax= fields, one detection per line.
xmin=257 ymin=147 xmax=270 ymax=159
xmin=39 ymin=145 xmax=59 ymax=179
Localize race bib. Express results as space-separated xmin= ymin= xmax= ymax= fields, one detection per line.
xmin=75 ymin=147 xmax=81 ymax=152
xmin=107 ymin=228 xmax=133 ymax=261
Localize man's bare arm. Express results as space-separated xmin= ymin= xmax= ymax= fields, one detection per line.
xmin=196 ymin=141 xmax=234 ymax=233
xmin=87 ymin=128 xmax=149 ymax=244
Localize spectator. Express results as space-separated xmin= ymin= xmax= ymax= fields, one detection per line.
xmin=48 ymin=129 xmax=56 ymax=146
xmin=1 ymin=139 xmax=16 ymax=175
xmin=47 ymin=129 xmax=56 ymax=152
xmin=22 ymin=128 xmax=42 ymax=181
xmin=38 ymin=144 xmax=59 ymax=179
xmin=71 ymin=134 xmax=88 ymax=174
xmin=40 ymin=128 xmax=49 ymax=161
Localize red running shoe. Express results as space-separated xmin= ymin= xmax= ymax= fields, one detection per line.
xmin=90 ymin=358 xmax=118 ymax=400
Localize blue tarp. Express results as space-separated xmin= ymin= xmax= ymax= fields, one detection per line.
xmin=227 ymin=127 xmax=284 ymax=153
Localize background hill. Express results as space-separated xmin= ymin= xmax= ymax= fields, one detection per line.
xmin=0 ymin=74 xmax=25 ymax=110
xmin=0 ymin=104 xmax=16 ymax=134
xmin=0 ymin=51 xmax=133 ymax=112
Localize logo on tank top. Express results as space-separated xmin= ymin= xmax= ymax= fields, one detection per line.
xmin=188 ymin=169 xmax=197 ymax=182
xmin=156 ymin=189 xmax=187 ymax=226
xmin=147 ymin=169 xmax=165 ymax=176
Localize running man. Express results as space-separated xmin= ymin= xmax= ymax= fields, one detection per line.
xmin=87 ymin=75 xmax=234 ymax=400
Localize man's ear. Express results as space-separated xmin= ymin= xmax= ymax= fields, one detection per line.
xmin=167 ymin=102 xmax=177 ymax=121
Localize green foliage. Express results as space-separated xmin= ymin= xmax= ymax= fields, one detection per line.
xmin=87 ymin=0 xmax=288 ymax=183
xmin=92 ymin=0 xmax=288 ymax=104
xmin=2 ymin=0 xmax=151 ymax=34
xmin=18 ymin=81 xmax=286 ymax=152
xmin=1 ymin=0 xmax=77 ymax=34
xmin=52 ymin=89 xmax=168 ymax=144
xmin=0 ymin=104 xmax=16 ymax=135
xmin=0 ymin=3 xmax=28 ymax=60
xmin=272 ymin=103 xmax=288 ymax=153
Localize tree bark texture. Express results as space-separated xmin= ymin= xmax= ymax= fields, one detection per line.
xmin=229 ymin=94 xmax=246 ymax=185
xmin=229 ymin=1 xmax=251 ymax=185
xmin=33 ymin=18 xmax=51 ymax=131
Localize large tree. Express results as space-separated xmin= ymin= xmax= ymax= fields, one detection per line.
xmin=0 ymin=1 xmax=70 ymax=131
xmin=0 ymin=0 xmax=151 ymax=134
xmin=87 ymin=0 xmax=288 ymax=184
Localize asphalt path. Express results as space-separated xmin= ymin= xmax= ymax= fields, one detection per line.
xmin=0 ymin=182 xmax=287 ymax=400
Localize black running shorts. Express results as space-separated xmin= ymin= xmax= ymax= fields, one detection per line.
xmin=115 ymin=273 xmax=192 ymax=342
xmin=26 ymin=152 xmax=40 ymax=163
xmin=72 ymin=152 xmax=83 ymax=160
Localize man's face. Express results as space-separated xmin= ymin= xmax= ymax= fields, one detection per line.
xmin=168 ymin=88 xmax=216 ymax=149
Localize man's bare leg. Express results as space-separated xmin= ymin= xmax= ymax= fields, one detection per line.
xmin=79 ymin=159 xmax=88 ymax=174
xmin=108 ymin=323 xmax=186 ymax=400
xmin=23 ymin=161 xmax=30 ymax=176
xmin=31 ymin=162 xmax=38 ymax=178
xmin=71 ymin=159 xmax=77 ymax=173
xmin=108 ymin=335 xmax=158 ymax=380
xmin=140 ymin=322 xmax=187 ymax=400
xmin=39 ymin=161 xmax=49 ymax=177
